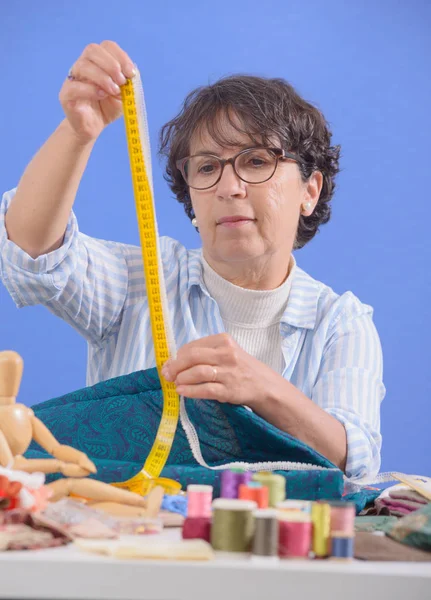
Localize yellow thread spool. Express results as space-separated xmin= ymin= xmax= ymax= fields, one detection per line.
xmin=311 ymin=501 xmax=331 ymax=558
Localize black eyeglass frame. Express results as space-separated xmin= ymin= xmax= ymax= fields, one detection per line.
xmin=175 ymin=146 xmax=301 ymax=190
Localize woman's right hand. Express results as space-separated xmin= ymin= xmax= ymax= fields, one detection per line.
xmin=59 ymin=41 xmax=136 ymax=145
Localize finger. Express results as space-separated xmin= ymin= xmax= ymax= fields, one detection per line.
xmin=99 ymin=40 xmax=136 ymax=79
xmin=79 ymin=456 xmax=97 ymax=474
xmin=175 ymin=364 xmax=220 ymax=386
xmin=177 ymin=333 xmax=233 ymax=351
xmin=61 ymin=79 xmax=116 ymax=103
xmin=74 ymin=467 xmax=91 ymax=476
xmin=163 ymin=348 xmax=219 ymax=380
xmin=62 ymin=464 xmax=90 ymax=477
xmin=175 ymin=382 xmax=226 ymax=402
xmin=82 ymin=42 xmax=134 ymax=85
xmin=70 ymin=57 xmax=124 ymax=96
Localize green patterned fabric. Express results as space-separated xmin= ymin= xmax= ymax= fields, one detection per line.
xmin=355 ymin=516 xmax=398 ymax=533
xmin=25 ymin=366 xmax=374 ymax=510
xmin=385 ymin=502 xmax=431 ymax=551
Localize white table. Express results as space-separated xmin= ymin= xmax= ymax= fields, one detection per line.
xmin=0 ymin=528 xmax=430 ymax=600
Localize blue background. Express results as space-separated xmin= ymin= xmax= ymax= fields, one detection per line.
xmin=1 ymin=1 xmax=430 ymax=478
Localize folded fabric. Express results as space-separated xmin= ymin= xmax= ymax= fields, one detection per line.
xmin=25 ymin=367 xmax=377 ymax=511
xmin=373 ymin=484 xmax=429 ymax=517
xmin=385 ymin=502 xmax=431 ymax=552
xmin=390 ymin=485 xmax=429 ymax=504
xmin=0 ymin=510 xmax=70 ymax=551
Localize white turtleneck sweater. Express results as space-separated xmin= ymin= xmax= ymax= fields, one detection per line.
xmin=201 ymin=255 xmax=296 ymax=375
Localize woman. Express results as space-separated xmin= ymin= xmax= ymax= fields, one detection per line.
xmin=0 ymin=41 xmax=385 ymax=483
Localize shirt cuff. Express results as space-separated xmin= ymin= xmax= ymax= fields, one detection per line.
xmin=0 ymin=187 xmax=78 ymax=307
xmin=325 ymin=408 xmax=382 ymax=482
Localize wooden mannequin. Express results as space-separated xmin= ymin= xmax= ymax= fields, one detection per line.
xmin=0 ymin=350 xmax=156 ymax=509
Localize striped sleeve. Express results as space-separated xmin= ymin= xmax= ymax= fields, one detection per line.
xmin=312 ymin=293 xmax=386 ymax=482
xmin=0 ymin=187 xmax=128 ymax=346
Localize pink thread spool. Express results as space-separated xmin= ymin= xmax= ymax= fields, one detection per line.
xmin=182 ymin=485 xmax=213 ymax=542
xmin=187 ymin=485 xmax=213 ymax=518
xmin=328 ymin=502 xmax=355 ymax=536
xmin=278 ymin=514 xmax=312 ymax=559
xmin=182 ymin=517 xmax=212 ymax=542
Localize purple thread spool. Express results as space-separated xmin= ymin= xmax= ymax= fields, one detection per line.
xmin=221 ymin=469 xmax=253 ymax=499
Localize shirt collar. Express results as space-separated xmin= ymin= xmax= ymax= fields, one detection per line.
xmin=187 ymin=248 xmax=320 ymax=330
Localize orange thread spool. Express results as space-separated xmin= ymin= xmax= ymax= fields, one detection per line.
xmin=238 ymin=483 xmax=269 ymax=508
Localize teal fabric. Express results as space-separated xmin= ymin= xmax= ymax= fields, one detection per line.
xmin=26 ymin=367 xmax=371 ymax=509
xmin=343 ymin=488 xmax=381 ymax=513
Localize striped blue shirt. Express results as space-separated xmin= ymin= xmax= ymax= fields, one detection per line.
xmin=0 ymin=187 xmax=385 ymax=482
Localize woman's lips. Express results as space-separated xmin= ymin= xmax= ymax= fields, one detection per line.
xmin=217 ymin=216 xmax=256 ymax=228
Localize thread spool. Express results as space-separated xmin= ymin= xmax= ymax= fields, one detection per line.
xmin=238 ymin=482 xmax=269 ymax=509
xmin=220 ymin=469 xmax=252 ymax=499
xmin=278 ymin=513 xmax=312 ymax=559
xmin=311 ymin=501 xmax=331 ymax=558
xmin=182 ymin=517 xmax=212 ymax=542
xmin=252 ymin=472 xmax=286 ymax=507
xmin=187 ymin=484 xmax=213 ymax=518
xmin=276 ymin=500 xmax=312 ymax=514
xmin=330 ymin=532 xmax=354 ymax=560
xmin=211 ymin=499 xmax=256 ymax=552
xmin=252 ymin=509 xmax=279 ymax=557
xmin=182 ymin=484 xmax=213 ymax=542
xmin=328 ymin=501 xmax=355 ymax=536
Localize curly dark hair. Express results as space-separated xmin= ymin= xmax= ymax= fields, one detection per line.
xmin=159 ymin=75 xmax=340 ymax=249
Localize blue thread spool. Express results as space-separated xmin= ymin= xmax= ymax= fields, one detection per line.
xmin=330 ymin=532 xmax=354 ymax=560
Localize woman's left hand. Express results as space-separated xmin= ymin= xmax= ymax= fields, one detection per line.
xmin=161 ymin=333 xmax=283 ymax=409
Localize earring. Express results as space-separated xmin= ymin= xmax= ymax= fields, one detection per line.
xmin=192 ymin=217 xmax=198 ymax=227
xmin=302 ymin=201 xmax=312 ymax=213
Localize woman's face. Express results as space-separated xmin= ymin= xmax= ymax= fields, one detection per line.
xmin=189 ymin=115 xmax=322 ymax=269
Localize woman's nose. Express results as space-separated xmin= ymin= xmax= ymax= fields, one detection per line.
xmin=215 ymin=162 xmax=247 ymax=199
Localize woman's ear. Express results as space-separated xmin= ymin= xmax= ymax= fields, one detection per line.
xmin=302 ymin=171 xmax=323 ymax=215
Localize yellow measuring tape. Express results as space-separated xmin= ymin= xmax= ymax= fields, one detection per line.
xmin=111 ymin=70 xmax=181 ymax=497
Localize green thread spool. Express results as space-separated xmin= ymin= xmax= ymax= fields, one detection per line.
xmin=252 ymin=472 xmax=286 ymax=507
xmin=211 ymin=499 xmax=257 ymax=552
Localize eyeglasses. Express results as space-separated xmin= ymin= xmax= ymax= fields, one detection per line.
xmin=176 ymin=147 xmax=301 ymax=190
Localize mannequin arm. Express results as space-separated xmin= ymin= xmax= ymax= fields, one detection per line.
xmin=31 ymin=415 xmax=96 ymax=474
xmin=12 ymin=454 xmax=96 ymax=476
xmin=0 ymin=430 xmax=14 ymax=467
xmin=0 ymin=427 xmax=91 ymax=476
